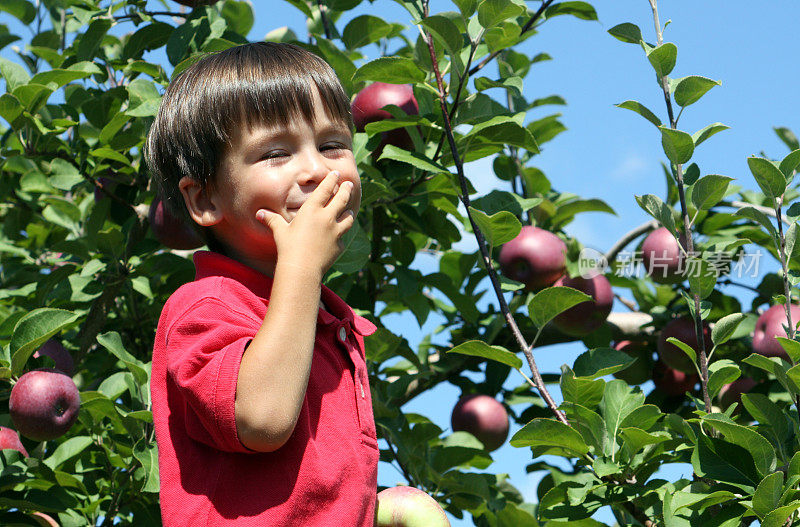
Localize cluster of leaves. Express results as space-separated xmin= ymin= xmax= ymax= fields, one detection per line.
xmin=1 ymin=0 xmax=799 ymax=526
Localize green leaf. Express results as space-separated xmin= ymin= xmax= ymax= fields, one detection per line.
xmin=527 ymin=286 xmax=591 ymax=329
xmin=693 ymin=122 xmax=729 ymax=147
xmin=510 ymin=418 xmax=589 ymax=456
xmin=635 ymin=193 xmax=677 ymax=232
xmin=776 ymin=336 xmax=800 ymax=363
xmin=544 ymin=1 xmax=597 ymax=21
xmin=707 ymin=360 xmax=741 ymax=398
xmin=666 ymin=337 xmax=697 ymax=365
xmin=0 ymin=92 xmax=23 ymax=124
xmin=468 ymin=207 xmax=521 ymax=248
xmin=747 ymin=156 xmax=787 ymax=199
xmin=352 ymin=56 xmax=425 ymax=84
xmin=0 ymin=56 xmax=30 ymax=92
xmin=221 ymin=0 xmax=254 ymax=36
xmin=484 ymin=22 xmax=522 ymax=53
xmin=550 ymin=198 xmax=616 ymax=228
xmin=763 ymin=502 xmax=800 ymax=527
xmin=123 ymin=21 xmax=174 ymax=58
xmin=735 ymin=206 xmax=778 ymax=239
xmin=48 ymin=158 xmax=83 ymax=190
xmin=561 ymin=366 xmax=605 ymax=409
xmin=741 ymin=393 xmax=791 ymax=448
xmin=573 ymin=347 xmax=635 ymax=379
xmin=378 ymin=145 xmax=447 ymax=172
xmin=420 ymin=15 xmax=464 ymax=59
xmin=10 ymin=308 xmax=80 ymax=376
xmin=775 ymin=127 xmax=800 ymax=151
xmin=779 ymin=149 xmax=800 ymax=180
xmin=342 ymin=15 xmax=394 ymax=49
xmin=447 ymin=340 xmax=522 ymax=369
xmin=673 ymin=75 xmax=721 ymax=107
xmin=600 ymin=380 xmax=645 ymax=459
xmin=608 ymin=22 xmax=642 ymax=44
xmin=619 ymin=427 xmax=669 ymax=458
xmin=712 ymin=313 xmax=746 ymax=345
xmin=44 ymin=436 xmax=93 ymax=470
xmin=0 ymin=0 xmax=36 ymax=23
xmin=77 ymin=18 xmax=112 ymax=61
xmin=702 ymin=415 xmax=777 ymax=477
xmin=753 ymin=471 xmax=784 ymax=520
xmin=659 ymin=127 xmax=695 ymax=164
xmin=332 ymin=221 xmax=370 ymax=274
xmin=29 ymin=63 xmax=101 ymax=89
xmin=96 ymin=332 xmax=148 ymax=385
xmin=691 ymin=175 xmax=733 ymax=210
xmin=686 ymin=256 xmax=719 ymax=300
xmin=133 ymin=439 xmax=160 ymax=493
xmin=453 ymin=0 xmax=478 ymax=18
xmin=744 ymin=353 xmax=800 ymax=394
xmin=615 ymin=100 xmax=662 ymax=127
xmin=647 ymin=42 xmax=677 ymax=77
xmin=477 ymin=0 xmax=524 ymax=29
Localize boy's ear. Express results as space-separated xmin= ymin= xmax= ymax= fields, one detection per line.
xmin=179 ymin=176 xmax=223 ymax=227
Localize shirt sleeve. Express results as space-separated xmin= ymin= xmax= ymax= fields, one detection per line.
xmin=164 ymin=296 xmax=263 ymax=453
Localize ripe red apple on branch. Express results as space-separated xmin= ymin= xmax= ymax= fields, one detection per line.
xmin=9 ymin=369 xmax=81 ymax=441
xmin=752 ymin=304 xmax=800 ymax=360
xmin=0 ymin=426 xmax=29 ymax=457
xmin=611 ymin=340 xmax=655 ymax=385
xmin=148 ymin=195 xmax=204 ymax=251
xmin=718 ymin=377 xmax=758 ymax=411
xmin=652 ymin=361 xmax=699 ymax=397
xmin=641 ymin=227 xmax=687 ymax=284
xmin=351 ymin=82 xmax=419 ymax=156
xmin=657 ymin=317 xmax=712 ymax=374
xmin=498 ymin=226 xmax=567 ymax=291
xmin=450 ymin=394 xmax=509 ymax=452
xmin=375 ymin=486 xmax=450 ymax=526
xmin=551 ymin=274 xmax=613 ymax=337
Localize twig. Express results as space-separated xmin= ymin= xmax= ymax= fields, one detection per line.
xmin=420 ymin=0 xmax=567 ymax=425
xmin=604 ymin=220 xmax=659 ymax=263
xmin=315 ymin=0 xmax=333 ymax=40
xmin=648 ymin=0 xmax=712 ymax=413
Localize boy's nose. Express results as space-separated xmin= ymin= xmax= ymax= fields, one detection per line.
xmin=297 ymin=149 xmax=330 ymax=186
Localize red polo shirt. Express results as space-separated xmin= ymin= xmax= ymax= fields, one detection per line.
xmin=151 ymin=251 xmax=379 ymax=526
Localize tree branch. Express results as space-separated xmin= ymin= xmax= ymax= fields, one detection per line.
xmin=604 ymin=220 xmax=659 ymax=263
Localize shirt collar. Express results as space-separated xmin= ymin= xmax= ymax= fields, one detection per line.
xmin=193 ymin=251 xmax=376 ymax=337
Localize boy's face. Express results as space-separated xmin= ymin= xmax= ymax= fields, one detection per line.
xmin=201 ymin=89 xmax=361 ymax=272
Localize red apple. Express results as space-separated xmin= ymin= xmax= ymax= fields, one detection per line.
xmin=498 ymin=226 xmax=567 ymax=291
xmin=657 ymin=317 xmax=712 ymax=374
xmin=450 ymin=394 xmax=509 ymax=452
xmin=33 ymin=339 xmax=74 ymax=376
xmin=752 ymin=304 xmax=800 ymax=360
xmin=0 ymin=426 xmax=29 ymax=457
xmin=9 ymin=369 xmax=81 ymax=441
xmin=719 ymin=377 xmax=758 ymax=410
xmin=641 ymin=227 xmax=687 ymax=284
xmin=351 ymin=82 xmax=419 ymax=153
xmin=652 ymin=360 xmax=699 ymax=397
xmin=148 ymin=195 xmax=204 ymax=250
xmin=611 ymin=340 xmax=655 ymax=385
xmin=375 ymin=486 xmax=450 ymax=527
xmin=551 ymin=274 xmax=614 ymax=337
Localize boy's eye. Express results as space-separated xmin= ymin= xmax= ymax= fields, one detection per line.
xmin=321 ymin=143 xmax=349 ymax=152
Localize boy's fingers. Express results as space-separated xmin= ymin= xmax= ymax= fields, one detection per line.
xmin=255 ymin=209 xmax=286 ymax=231
xmin=308 ymin=171 xmax=340 ymax=206
xmin=330 ymin=181 xmax=354 ymax=213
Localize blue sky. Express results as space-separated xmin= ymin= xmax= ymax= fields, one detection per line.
xmin=4 ymin=0 xmax=800 ymax=524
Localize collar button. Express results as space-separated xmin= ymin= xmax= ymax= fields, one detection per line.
xmin=338 ymin=326 xmax=347 ymax=342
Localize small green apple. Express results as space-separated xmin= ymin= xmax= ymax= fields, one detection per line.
xmin=375 ymin=486 xmax=450 ymax=527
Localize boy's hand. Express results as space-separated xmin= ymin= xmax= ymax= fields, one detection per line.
xmin=255 ymin=171 xmax=355 ymax=276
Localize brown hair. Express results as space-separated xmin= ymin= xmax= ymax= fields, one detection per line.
xmin=144 ymin=42 xmax=353 ymax=246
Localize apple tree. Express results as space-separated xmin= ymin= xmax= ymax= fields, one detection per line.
xmin=0 ymin=0 xmax=799 ymax=525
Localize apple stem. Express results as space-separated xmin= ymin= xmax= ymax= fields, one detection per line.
xmin=648 ymin=0 xmax=713 ymax=413
xmin=420 ymin=1 xmax=568 ymax=426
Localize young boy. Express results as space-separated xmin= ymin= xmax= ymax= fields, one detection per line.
xmin=145 ymin=42 xmax=379 ymax=526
